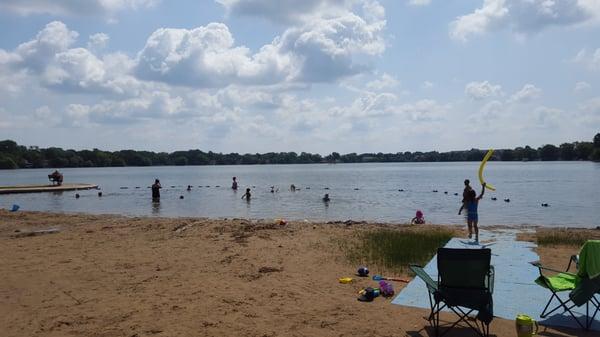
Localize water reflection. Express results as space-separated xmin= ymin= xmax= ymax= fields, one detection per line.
xmin=152 ymin=201 xmax=161 ymax=215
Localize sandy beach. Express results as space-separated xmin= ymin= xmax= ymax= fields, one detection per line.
xmin=0 ymin=210 xmax=595 ymax=337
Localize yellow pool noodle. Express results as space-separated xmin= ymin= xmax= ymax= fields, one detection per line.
xmin=478 ymin=149 xmax=496 ymax=191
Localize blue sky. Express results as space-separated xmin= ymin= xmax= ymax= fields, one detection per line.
xmin=0 ymin=0 xmax=599 ymax=154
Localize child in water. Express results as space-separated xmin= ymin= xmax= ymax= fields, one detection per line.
xmin=459 ymin=182 xmax=486 ymax=242
xmin=411 ymin=210 xmax=425 ymax=224
xmin=242 ymin=188 xmax=251 ymax=200
xmin=232 ymin=177 xmax=238 ymax=190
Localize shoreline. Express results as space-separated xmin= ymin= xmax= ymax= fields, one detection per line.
xmin=1 ymin=210 xmax=595 ymax=337
xmin=4 ymin=209 xmax=599 ymax=230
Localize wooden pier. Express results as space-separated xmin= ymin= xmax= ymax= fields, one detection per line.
xmin=0 ymin=183 xmax=98 ymax=194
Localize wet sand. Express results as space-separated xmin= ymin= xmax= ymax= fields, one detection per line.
xmin=0 ymin=210 xmax=594 ymax=337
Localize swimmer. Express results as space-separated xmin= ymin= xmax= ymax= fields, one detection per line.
xmin=290 ymin=184 xmax=296 ymax=192
xmin=411 ymin=210 xmax=425 ymax=225
xmin=322 ymin=193 xmax=330 ymax=202
xmin=242 ymin=188 xmax=251 ymax=200
xmin=152 ymin=179 xmax=161 ymax=202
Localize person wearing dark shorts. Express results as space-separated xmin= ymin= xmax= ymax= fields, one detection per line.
xmin=152 ymin=179 xmax=161 ymax=202
xmin=459 ymin=182 xmax=485 ymax=242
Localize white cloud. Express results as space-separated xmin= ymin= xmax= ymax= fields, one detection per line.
xmin=366 ymin=73 xmax=399 ymax=90
xmin=408 ymin=0 xmax=431 ymax=6
xmin=216 ymin=0 xmax=348 ymax=23
xmin=532 ymin=105 xmax=563 ymax=127
xmin=450 ymin=0 xmax=600 ymax=41
xmin=14 ymin=21 xmax=79 ymax=71
xmin=422 ymin=81 xmax=434 ymax=89
xmin=134 ymin=23 xmax=291 ymax=87
xmin=574 ymin=81 xmax=591 ymax=93
xmin=87 ymin=33 xmax=110 ymax=52
xmin=465 ymin=81 xmax=503 ymax=100
xmin=135 ymin=6 xmax=385 ymax=87
xmin=508 ymin=84 xmax=542 ymax=103
xmin=572 ymin=48 xmax=600 ymax=70
xmin=0 ymin=0 xmax=158 ymax=16
xmin=450 ymin=0 xmax=508 ymax=42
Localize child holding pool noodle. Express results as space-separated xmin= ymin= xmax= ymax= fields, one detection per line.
xmin=458 ymin=182 xmax=486 ymax=243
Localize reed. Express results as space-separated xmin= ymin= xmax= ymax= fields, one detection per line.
xmin=536 ymin=229 xmax=600 ymax=247
xmin=342 ymin=227 xmax=453 ymax=274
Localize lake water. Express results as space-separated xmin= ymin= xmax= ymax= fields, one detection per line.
xmin=1 ymin=162 xmax=599 ymax=227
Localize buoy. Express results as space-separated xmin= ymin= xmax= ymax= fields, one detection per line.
xmin=504 ymin=198 xmax=510 ymax=202
xmin=179 ymin=195 xmax=184 ymax=199
xmin=75 ymin=193 xmax=80 ymax=198
xmin=98 ymin=192 xmax=103 ymax=197
xmin=433 ymin=190 xmax=438 ymax=193
xmin=444 ymin=191 xmax=448 ymax=194
xmin=491 ymin=197 xmax=497 ymax=201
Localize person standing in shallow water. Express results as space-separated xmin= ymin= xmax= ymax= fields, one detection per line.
xmin=152 ymin=179 xmax=161 ymax=202
xmin=242 ymin=188 xmax=251 ymax=201
xmin=232 ymin=177 xmax=238 ymax=190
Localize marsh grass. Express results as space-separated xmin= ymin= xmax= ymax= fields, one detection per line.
xmin=535 ymin=228 xmax=600 ymax=247
xmin=340 ymin=227 xmax=454 ymax=274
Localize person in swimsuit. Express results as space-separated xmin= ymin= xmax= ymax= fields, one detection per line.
xmin=232 ymin=177 xmax=238 ymax=190
xmin=242 ymin=188 xmax=251 ymax=201
xmin=151 ymin=179 xmax=162 ymax=202
xmin=411 ymin=210 xmax=425 ymax=224
xmin=458 ymin=182 xmax=486 ymax=242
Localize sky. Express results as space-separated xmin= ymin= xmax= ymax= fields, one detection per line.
xmin=0 ymin=0 xmax=599 ymax=154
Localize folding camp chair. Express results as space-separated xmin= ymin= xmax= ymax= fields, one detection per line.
xmin=532 ymin=240 xmax=600 ymax=330
xmin=410 ymin=248 xmax=494 ymax=337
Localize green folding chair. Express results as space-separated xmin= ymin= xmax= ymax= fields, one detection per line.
xmin=410 ymin=248 xmax=494 ymax=337
xmin=532 ymin=240 xmax=600 ymax=330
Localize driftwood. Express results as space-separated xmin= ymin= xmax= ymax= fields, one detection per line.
xmin=13 ymin=228 xmax=60 ymax=238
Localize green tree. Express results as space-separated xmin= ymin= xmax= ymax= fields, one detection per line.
xmin=539 ymin=144 xmax=559 ymax=161
xmin=594 ymin=133 xmax=600 ymax=148
xmin=590 ymin=148 xmax=600 ymax=162
xmin=559 ymin=143 xmax=575 ymax=160
xmin=500 ymin=149 xmax=514 ymax=161
xmin=574 ymin=142 xmax=594 ymax=160
xmin=0 ymin=155 xmax=17 ymax=169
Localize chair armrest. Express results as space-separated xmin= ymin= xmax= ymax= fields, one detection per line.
xmin=409 ymin=264 xmax=438 ymax=293
xmin=566 ymin=255 xmax=579 ymax=272
xmin=530 ymin=261 xmax=577 ymax=277
xmin=487 ymin=265 xmax=495 ymax=294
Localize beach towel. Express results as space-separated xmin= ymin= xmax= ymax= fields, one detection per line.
xmin=578 ymin=240 xmax=600 ymax=279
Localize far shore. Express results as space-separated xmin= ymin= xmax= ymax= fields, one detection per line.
xmin=0 ymin=210 xmax=597 ymax=337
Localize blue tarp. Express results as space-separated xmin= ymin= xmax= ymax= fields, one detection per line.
xmin=391 ymin=229 xmax=599 ymax=331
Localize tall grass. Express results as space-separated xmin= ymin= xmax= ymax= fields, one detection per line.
xmin=342 ymin=228 xmax=454 ymax=274
xmin=536 ymin=229 xmax=600 ymax=247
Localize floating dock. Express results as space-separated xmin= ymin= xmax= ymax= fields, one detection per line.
xmin=0 ymin=183 xmax=98 ymax=194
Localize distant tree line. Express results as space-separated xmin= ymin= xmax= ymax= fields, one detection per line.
xmin=1 ymin=133 xmax=599 ymax=169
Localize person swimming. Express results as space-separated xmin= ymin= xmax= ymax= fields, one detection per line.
xmin=322 ymin=193 xmax=330 ymax=202
xmin=411 ymin=210 xmax=425 ymax=224
xmin=242 ymin=188 xmax=251 ymax=200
